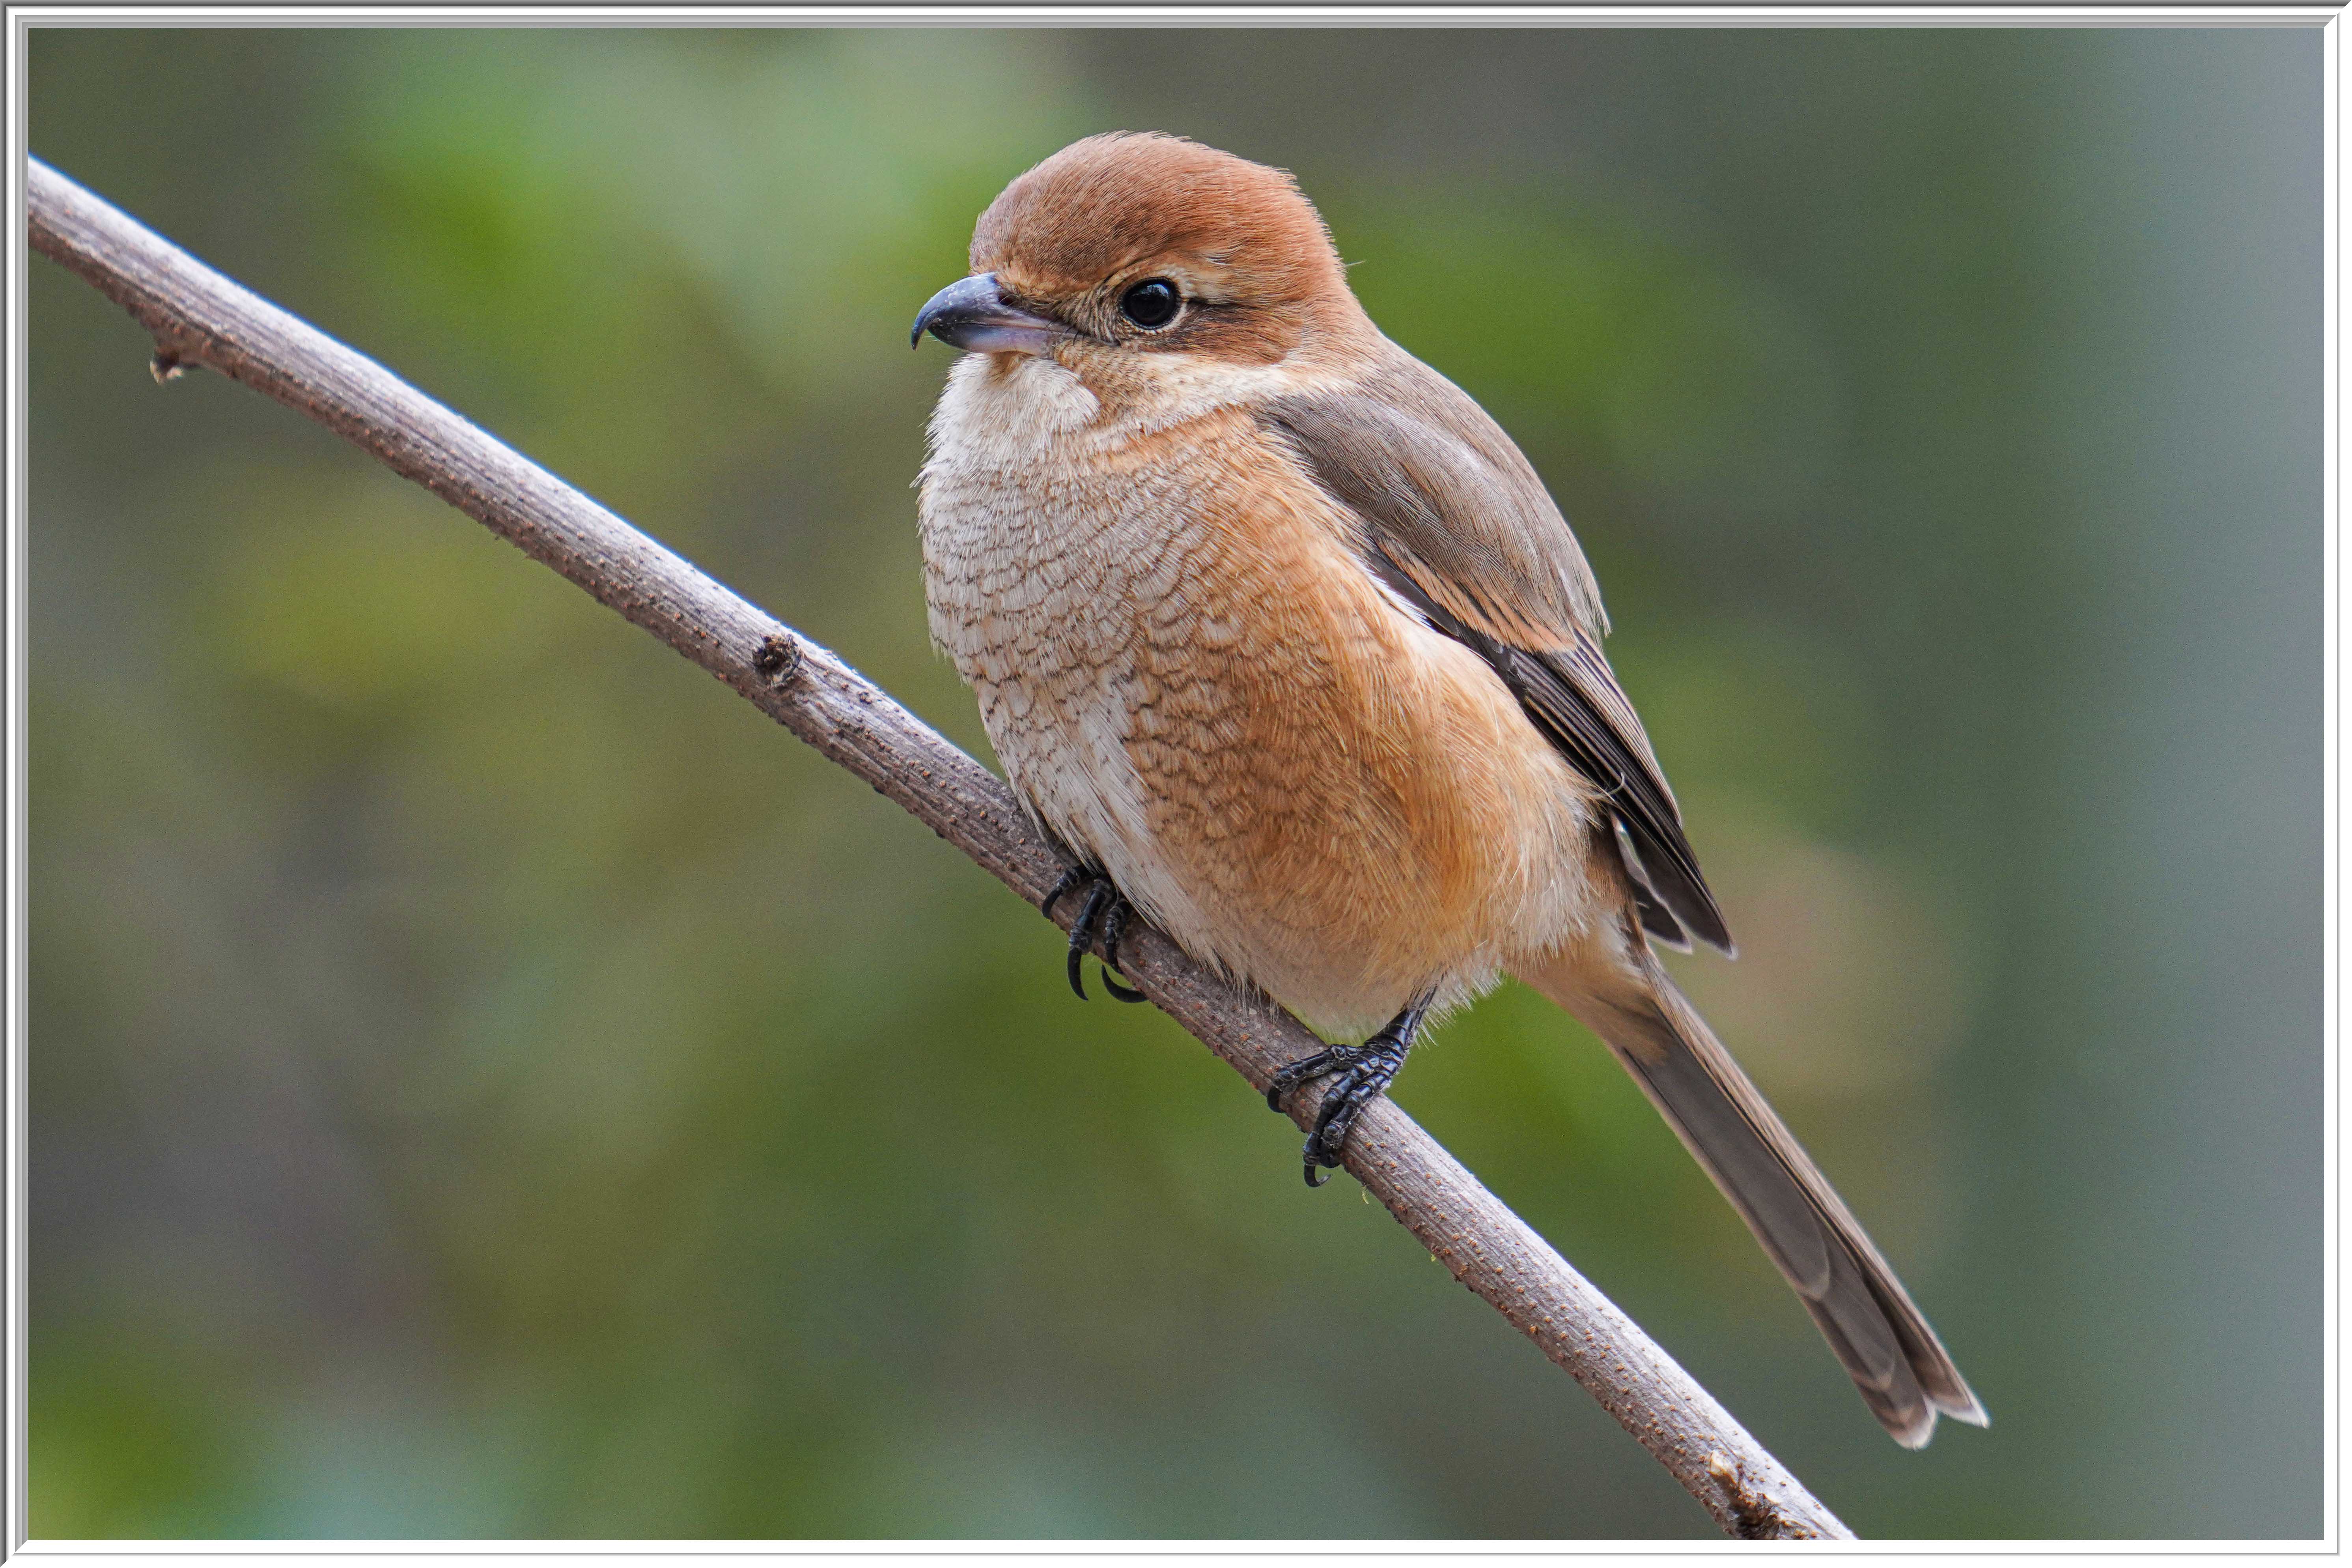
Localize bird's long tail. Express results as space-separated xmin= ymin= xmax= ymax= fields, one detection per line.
xmin=1519 ymin=935 xmax=1987 ymax=1448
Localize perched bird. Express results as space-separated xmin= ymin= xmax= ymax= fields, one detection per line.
xmin=911 ymin=131 xmax=1985 ymax=1448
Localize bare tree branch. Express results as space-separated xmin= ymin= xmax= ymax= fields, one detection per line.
xmin=25 ymin=154 xmax=1855 ymax=1541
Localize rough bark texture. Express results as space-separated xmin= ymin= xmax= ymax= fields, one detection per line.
xmin=26 ymin=154 xmax=1855 ymax=1541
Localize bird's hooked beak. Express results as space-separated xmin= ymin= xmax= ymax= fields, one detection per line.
xmin=910 ymin=274 xmax=1065 ymax=356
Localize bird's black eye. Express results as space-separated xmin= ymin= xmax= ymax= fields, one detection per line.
xmin=1119 ymin=278 xmax=1182 ymax=330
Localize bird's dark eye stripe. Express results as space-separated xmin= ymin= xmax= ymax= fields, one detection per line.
xmin=1119 ymin=278 xmax=1182 ymax=329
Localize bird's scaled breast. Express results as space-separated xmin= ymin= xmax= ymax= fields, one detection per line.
xmin=917 ymin=355 xmax=1607 ymax=1039
xmin=917 ymin=357 xmax=1233 ymax=940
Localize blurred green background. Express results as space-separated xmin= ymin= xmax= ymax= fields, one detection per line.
xmin=27 ymin=25 xmax=2320 ymax=1540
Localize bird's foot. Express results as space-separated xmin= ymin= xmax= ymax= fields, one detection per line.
xmin=1264 ymin=999 xmax=1431 ymax=1186
xmin=1040 ymin=865 xmax=1146 ymax=1003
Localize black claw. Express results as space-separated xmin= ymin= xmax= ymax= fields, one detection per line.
xmin=1098 ymin=901 xmax=1145 ymax=1001
xmin=1041 ymin=865 xmax=1086 ymax=921
xmin=1065 ymin=879 xmax=1113 ymax=1002
xmin=1303 ymin=1160 xmax=1330 ymax=1188
xmin=1264 ymin=999 xmax=1433 ymax=1186
xmin=1052 ymin=870 xmax=1147 ymax=1005
xmin=1300 ymin=1088 xmax=1354 ymax=1176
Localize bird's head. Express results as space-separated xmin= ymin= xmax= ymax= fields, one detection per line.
xmin=911 ymin=133 xmax=1375 ymax=412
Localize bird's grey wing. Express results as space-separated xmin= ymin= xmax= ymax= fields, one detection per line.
xmin=1261 ymin=346 xmax=1733 ymax=955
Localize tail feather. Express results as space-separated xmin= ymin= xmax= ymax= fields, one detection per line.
xmin=1523 ymin=943 xmax=1987 ymax=1448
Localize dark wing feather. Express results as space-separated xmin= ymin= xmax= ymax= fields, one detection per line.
xmin=1264 ymin=347 xmax=1734 ymax=955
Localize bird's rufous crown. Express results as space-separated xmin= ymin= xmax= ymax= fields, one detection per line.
xmin=970 ymin=132 xmax=1368 ymax=363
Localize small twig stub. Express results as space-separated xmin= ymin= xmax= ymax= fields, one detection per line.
xmin=752 ymin=632 xmax=800 ymax=683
